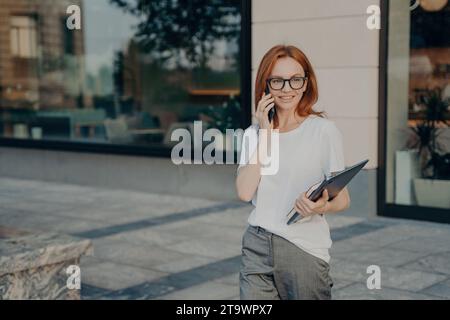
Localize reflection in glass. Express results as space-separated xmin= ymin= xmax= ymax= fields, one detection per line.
xmin=386 ymin=1 xmax=450 ymax=209
xmin=0 ymin=0 xmax=242 ymax=152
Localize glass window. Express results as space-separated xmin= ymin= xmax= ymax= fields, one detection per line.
xmin=0 ymin=0 xmax=243 ymax=152
xmin=10 ymin=16 xmax=38 ymax=58
xmin=386 ymin=0 xmax=450 ymax=210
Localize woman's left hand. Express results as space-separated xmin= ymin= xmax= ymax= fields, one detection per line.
xmin=294 ymin=189 xmax=329 ymax=217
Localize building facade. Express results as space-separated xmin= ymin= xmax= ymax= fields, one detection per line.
xmin=0 ymin=0 xmax=449 ymax=222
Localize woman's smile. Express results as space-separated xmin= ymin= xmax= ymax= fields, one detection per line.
xmin=276 ymin=93 xmax=300 ymax=107
xmin=278 ymin=95 xmax=296 ymax=102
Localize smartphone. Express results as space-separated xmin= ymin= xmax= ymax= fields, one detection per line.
xmin=265 ymin=87 xmax=276 ymax=122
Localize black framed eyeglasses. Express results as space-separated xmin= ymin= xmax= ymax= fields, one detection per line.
xmin=266 ymin=76 xmax=308 ymax=90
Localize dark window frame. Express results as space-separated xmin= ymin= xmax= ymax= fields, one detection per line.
xmin=0 ymin=0 xmax=252 ymax=161
xmin=377 ymin=0 xmax=450 ymax=224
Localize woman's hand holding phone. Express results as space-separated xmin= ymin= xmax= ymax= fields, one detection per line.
xmin=236 ymin=92 xmax=273 ymax=203
xmin=254 ymin=91 xmax=275 ymax=130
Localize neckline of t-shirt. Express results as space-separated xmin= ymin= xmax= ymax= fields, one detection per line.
xmin=277 ymin=115 xmax=315 ymax=136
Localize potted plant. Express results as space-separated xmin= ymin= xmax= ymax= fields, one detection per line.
xmin=407 ymin=87 xmax=450 ymax=208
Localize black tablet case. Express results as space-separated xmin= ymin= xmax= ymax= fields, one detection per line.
xmin=287 ymin=159 xmax=369 ymax=225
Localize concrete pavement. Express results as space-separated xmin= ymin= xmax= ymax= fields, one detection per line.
xmin=0 ymin=177 xmax=449 ymax=300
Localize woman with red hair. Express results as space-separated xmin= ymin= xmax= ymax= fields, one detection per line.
xmin=236 ymin=45 xmax=351 ymax=300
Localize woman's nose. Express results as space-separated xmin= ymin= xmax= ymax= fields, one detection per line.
xmin=282 ymin=84 xmax=292 ymax=93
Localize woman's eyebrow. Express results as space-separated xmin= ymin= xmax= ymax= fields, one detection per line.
xmin=270 ymin=73 xmax=304 ymax=78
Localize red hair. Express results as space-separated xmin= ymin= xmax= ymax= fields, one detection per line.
xmin=255 ymin=45 xmax=324 ymax=128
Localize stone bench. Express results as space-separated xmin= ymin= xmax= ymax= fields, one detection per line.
xmin=0 ymin=226 xmax=93 ymax=300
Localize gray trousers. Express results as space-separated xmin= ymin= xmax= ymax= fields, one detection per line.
xmin=240 ymin=225 xmax=333 ymax=300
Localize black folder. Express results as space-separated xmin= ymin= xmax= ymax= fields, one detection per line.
xmin=286 ymin=159 xmax=369 ymax=225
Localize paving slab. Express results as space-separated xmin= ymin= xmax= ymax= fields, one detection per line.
xmin=1 ymin=177 xmax=449 ymax=300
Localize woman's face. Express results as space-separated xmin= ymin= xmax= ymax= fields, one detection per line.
xmin=268 ymin=56 xmax=308 ymax=112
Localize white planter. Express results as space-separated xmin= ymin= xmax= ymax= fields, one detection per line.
xmin=395 ymin=150 xmax=420 ymax=205
xmin=13 ymin=123 xmax=29 ymax=139
xmin=413 ymin=178 xmax=450 ymax=209
xmin=31 ymin=127 xmax=43 ymax=139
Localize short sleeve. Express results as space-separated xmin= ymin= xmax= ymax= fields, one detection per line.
xmin=321 ymin=121 xmax=345 ymax=177
xmin=237 ymin=125 xmax=259 ymax=173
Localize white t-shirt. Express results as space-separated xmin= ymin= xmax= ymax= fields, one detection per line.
xmin=237 ymin=115 xmax=345 ymax=263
